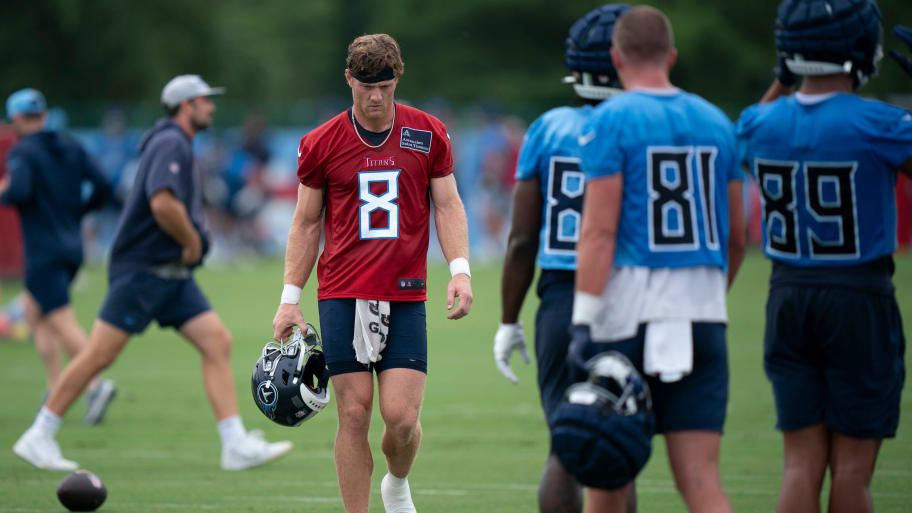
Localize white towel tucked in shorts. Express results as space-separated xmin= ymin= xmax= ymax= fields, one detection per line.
xmin=353 ymin=299 xmax=390 ymax=364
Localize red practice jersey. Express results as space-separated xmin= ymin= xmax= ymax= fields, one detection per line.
xmin=297 ymin=103 xmax=454 ymax=301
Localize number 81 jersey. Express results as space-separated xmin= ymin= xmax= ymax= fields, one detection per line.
xmin=297 ymin=104 xmax=454 ymax=300
xmin=515 ymin=105 xmax=594 ymax=270
xmin=579 ymin=90 xmax=741 ymax=270
xmin=736 ymin=94 xmax=912 ymax=266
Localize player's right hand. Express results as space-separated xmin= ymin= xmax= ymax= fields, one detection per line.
xmin=494 ymin=322 xmax=530 ymax=384
xmin=181 ymin=232 xmax=202 ymax=265
xmin=273 ymin=303 xmax=307 ymax=342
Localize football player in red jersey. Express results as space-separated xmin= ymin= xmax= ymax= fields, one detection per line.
xmin=272 ymin=34 xmax=472 ymax=513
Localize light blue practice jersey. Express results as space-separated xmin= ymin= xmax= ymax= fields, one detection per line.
xmin=579 ymin=90 xmax=740 ymax=269
xmin=515 ymin=105 xmax=594 ymax=270
xmin=736 ymin=93 xmax=912 ymax=266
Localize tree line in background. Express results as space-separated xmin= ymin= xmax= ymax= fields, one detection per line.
xmin=2 ymin=0 xmax=911 ymax=126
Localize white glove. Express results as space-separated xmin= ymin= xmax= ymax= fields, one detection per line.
xmin=494 ymin=322 xmax=531 ymax=384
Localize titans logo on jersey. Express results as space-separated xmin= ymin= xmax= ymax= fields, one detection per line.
xmin=579 ymin=90 xmax=739 ymax=270
xmin=515 ymin=105 xmax=595 ymax=270
xmin=736 ymin=94 xmax=912 ymax=266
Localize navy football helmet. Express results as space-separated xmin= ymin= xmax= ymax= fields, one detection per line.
xmin=775 ymin=0 xmax=883 ymax=87
xmin=550 ymin=351 xmax=654 ymax=490
xmin=564 ymin=4 xmax=631 ymax=100
xmin=251 ymin=324 xmax=330 ymax=427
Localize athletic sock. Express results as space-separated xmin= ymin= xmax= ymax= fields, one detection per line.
xmin=383 ymin=473 xmax=409 ymax=490
xmin=33 ymin=406 xmax=62 ymax=437
xmin=217 ymin=416 xmax=245 ymax=447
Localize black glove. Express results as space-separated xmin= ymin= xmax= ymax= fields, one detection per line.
xmin=889 ymin=25 xmax=912 ymax=78
xmin=775 ymin=54 xmax=798 ymax=87
xmin=567 ymin=324 xmax=593 ymax=382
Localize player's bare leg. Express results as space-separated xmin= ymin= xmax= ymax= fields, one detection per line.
xmin=827 ymin=433 xmax=880 ymax=513
xmin=539 ymin=453 xmax=583 ymax=513
xmin=777 ymin=424 xmax=829 ymax=513
xmin=44 ymin=304 xmax=101 ymax=391
xmin=332 ymin=372 xmax=375 ymax=513
xmin=25 ymin=295 xmax=63 ymax=391
xmin=588 ymin=483 xmax=631 ymax=513
xmin=14 ymin=320 xmax=128 ymax=471
xmin=666 ymin=431 xmax=732 ymax=513
xmin=179 ymin=311 xmax=238 ymax=421
xmin=378 ymin=368 xmax=425 ymax=476
xmin=45 ymin=320 xmax=129 ymax=416
xmin=378 ymin=368 xmax=424 ymax=513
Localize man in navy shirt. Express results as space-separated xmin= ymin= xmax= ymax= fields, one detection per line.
xmin=13 ymin=76 xmax=292 ymax=472
xmin=0 ymin=88 xmax=117 ymax=425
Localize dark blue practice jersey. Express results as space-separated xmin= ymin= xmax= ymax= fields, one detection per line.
xmin=579 ymin=90 xmax=740 ymax=270
xmin=0 ymin=131 xmax=111 ymax=267
xmin=515 ymin=105 xmax=595 ymax=270
xmin=109 ymin=119 xmax=206 ymax=274
xmin=736 ymin=93 xmax=912 ymax=266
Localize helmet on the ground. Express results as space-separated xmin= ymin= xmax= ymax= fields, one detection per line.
xmin=550 ymin=351 xmax=654 ymax=490
xmin=564 ymin=4 xmax=631 ymax=100
xmin=775 ymin=0 xmax=883 ymax=87
xmin=251 ymin=324 xmax=330 ymax=426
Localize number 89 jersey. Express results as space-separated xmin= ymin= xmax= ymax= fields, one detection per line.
xmin=736 ymin=94 xmax=912 ymax=267
xmin=515 ymin=105 xmax=595 ymax=270
xmin=297 ymin=104 xmax=454 ymax=300
xmin=579 ymin=90 xmax=740 ymax=270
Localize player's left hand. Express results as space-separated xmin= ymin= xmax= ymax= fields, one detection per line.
xmin=0 ymin=174 xmax=10 ymax=195
xmin=889 ymin=25 xmax=912 ymax=78
xmin=567 ymin=324 xmax=593 ymax=382
xmin=493 ymin=322 xmax=530 ymax=384
xmin=446 ymin=274 xmax=473 ymax=319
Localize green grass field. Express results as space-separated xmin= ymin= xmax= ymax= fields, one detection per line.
xmin=1 ymin=250 xmax=910 ymax=512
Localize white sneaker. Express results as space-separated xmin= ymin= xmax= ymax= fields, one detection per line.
xmin=220 ymin=430 xmax=292 ymax=470
xmin=12 ymin=428 xmax=78 ymax=472
xmin=84 ymin=379 xmax=117 ymax=425
xmin=381 ymin=473 xmax=417 ymax=513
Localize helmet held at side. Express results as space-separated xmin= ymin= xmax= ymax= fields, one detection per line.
xmin=550 ymin=351 xmax=655 ymax=490
xmin=251 ymin=324 xmax=330 ymax=427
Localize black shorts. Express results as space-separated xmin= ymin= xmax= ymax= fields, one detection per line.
xmin=764 ymin=285 xmax=905 ymax=438
xmin=25 ymin=261 xmax=79 ymax=314
xmin=535 ymin=271 xmax=576 ymax=428
xmin=318 ymin=299 xmax=427 ymax=377
xmin=98 ymin=272 xmax=211 ymax=334
xmin=584 ymin=322 xmax=729 ymax=434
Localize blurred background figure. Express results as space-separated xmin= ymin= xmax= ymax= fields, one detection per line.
xmin=0 ymin=88 xmax=116 ymax=423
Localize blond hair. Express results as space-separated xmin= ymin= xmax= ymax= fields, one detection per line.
xmin=346 ymin=34 xmax=405 ymax=79
xmin=612 ymin=6 xmax=674 ymax=65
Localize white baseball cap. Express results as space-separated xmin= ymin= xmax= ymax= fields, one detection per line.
xmin=160 ymin=75 xmax=225 ymax=108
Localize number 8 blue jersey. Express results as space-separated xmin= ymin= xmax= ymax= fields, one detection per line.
xmin=736 ymin=93 xmax=912 ymax=267
xmin=579 ymin=90 xmax=740 ymax=270
xmin=515 ymin=105 xmax=594 ymax=270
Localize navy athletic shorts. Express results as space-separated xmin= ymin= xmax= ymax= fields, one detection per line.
xmin=585 ymin=322 xmax=729 ymax=434
xmin=535 ymin=270 xmax=576 ymax=428
xmin=25 ymin=261 xmax=79 ymax=314
xmin=98 ymin=272 xmax=211 ymax=334
xmin=318 ymin=299 xmax=427 ymax=377
xmin=764 ymin=285 xmax=905 ymax=438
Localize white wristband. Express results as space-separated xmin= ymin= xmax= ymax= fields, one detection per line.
xmin=280 ymin=284 xmax=302 ymax=305
xmin=449 ymin=257 xmax=471 ymax=278
xmin=572 ymin=291 xmax=602 ymax=326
